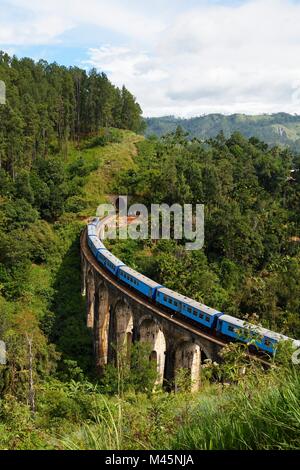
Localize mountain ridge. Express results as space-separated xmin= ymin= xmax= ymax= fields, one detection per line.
xmin=144 ymin=113 xmax=300 ymax=152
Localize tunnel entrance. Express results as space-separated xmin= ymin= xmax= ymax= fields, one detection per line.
xmin=115 ymin=196 xmax=127 ymax=214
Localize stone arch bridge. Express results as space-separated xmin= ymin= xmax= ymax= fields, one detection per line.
xmin=80 ymin=230 xmax=229 ymax=391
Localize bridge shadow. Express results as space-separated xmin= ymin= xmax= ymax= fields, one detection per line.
xmin=50 ymin=233 xmax=94 ymax=378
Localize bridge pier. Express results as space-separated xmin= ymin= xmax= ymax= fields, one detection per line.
xmin=94 ymin=282 xmax=110 ymax=371
xmin=81 ymin=253 xmax=87 ymax=297
xmin=139 ymin=317 xmax=166 ymax=385
xmin=175 ymin=342 xmax=202 ymax=392
xmin=86 ymin=268 xmax=95 ymax=328
xmin=114 ymin=299 xmax=134 ymax=360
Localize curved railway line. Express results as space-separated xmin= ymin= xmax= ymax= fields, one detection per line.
xmin=81 ymin=229 xmax=272 ymax=367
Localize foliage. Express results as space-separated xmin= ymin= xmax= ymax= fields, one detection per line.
xmin=100 ymin=342 xmax=158 ymax=396
xmin=114 ymin=131 xmax=300 ymax=335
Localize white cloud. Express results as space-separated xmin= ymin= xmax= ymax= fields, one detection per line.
xmin=86 ymin=46 xmax=168 ymax=84
xmin=2 ymin=0 xmax=300 ymax=116
xmin=1 ymin=0 xmax=164 ymax=45
xmin=0 ymin=15 xmax=74 ymax=45
xmin=86 ymin=0 xmax=300 ymax=116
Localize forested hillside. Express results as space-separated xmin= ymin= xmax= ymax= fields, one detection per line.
xmin=0 ymin=51 xmax=144 ymax=178
xmin=145 ymin=114 xmax=300 ymax=152
xmin=0 ymin=53 xmax=299 ymax=451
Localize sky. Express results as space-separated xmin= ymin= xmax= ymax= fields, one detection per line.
xmin=1 ymin=0 xmax=300 ymax=117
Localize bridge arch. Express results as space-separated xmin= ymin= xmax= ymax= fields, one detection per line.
xmin=139 ymin=317 xmax=166 ymax=385
xmin=81 ymin=229 xmax=226 ymax=389
xmin=94 ymin=282 xmax=110 ymax=371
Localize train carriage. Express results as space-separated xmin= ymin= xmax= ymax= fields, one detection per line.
xmin=216 ymin=314 xmax=298 ymax=354
xmin=96 ymin=249 xmax=125 ymax=276
xmin=87 ymin=217 xmax=100 ymax=237
xmin=156 ymin=287 xmax=222 ymax=328
xmin=88 ymin=235 xmax=106 ymax=258
xmin=118 ymin=265 xmax=161 ymax=299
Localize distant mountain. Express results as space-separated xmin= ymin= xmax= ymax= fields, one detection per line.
xmin=144 ymin=113 xmax=300 ymax=152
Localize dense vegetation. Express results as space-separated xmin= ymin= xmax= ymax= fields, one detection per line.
xmin=0 ymin=53 xmax=299 ymax=450
xmin=145 ymin=113 xmax=300 ymax=153
xmin=112 ymin=128 xmax=300 ymax=337
xmin=0 ymin=50 xmax=144 ymax=179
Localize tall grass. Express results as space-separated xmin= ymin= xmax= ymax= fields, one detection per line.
xmin=60 ymin=395 xmax=123 ymax=450
xmin=171 ymin=369 xmax=300 ymax=450
xmin=56 ymin=369 xmax=300 ymax=450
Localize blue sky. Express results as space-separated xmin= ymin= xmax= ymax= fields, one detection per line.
xmin=1 ymin=0 xmax=300 ymax=116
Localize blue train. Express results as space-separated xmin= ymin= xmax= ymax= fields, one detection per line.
xmin=87 ymin=217 xmax=300 ymax=356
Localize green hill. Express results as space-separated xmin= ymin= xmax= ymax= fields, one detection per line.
xmin=144 ymin=113 xmax=300 ymax=152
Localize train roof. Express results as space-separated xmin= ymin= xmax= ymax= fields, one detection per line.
xmin=87 ymin=225 xmax=97 ymax=235
xmin=89 ymin=236 xmax=106 ymax=250
xmin=157 ymin=287 xmax=222 ymax=316
xmin=219 ymin=314 xmax=294 ymax=342
xmin=98 ymin=249 xmax=124 ymax=266
xmin=119 ymin=265 xmax=161 ymax=288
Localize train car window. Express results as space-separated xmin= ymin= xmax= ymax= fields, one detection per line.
xmin=187 ymin=307 xmax=192 ymax=313
xmin=163 ymin=295 xmax=167 ymax=301
xmin=174 ymin=301 xmax=178 ymax=307
xmin=205 ymin=315 xmax=210 ymax=322
xmin=228 ymin=325 xmax=235 ymax=332
xmin=169 ymin=298 xmax=173 ymax=304
xmin=264 ymin=339 xmax=272 ymax=346
xmin=199 ymin=313 xmax=204 ymax=319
